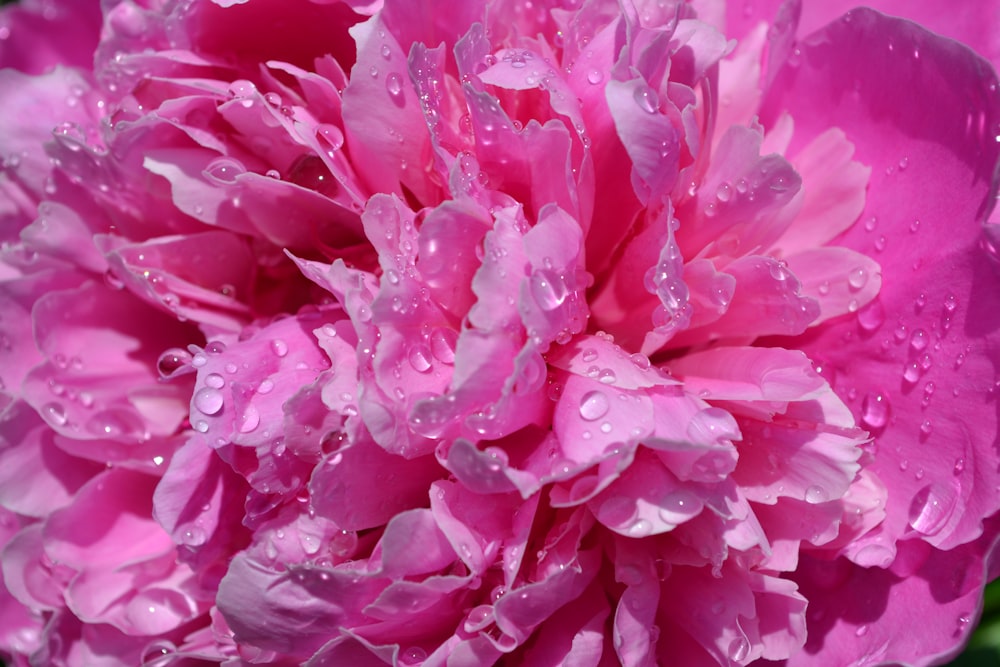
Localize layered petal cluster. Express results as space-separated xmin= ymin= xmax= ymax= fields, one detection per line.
xmin=1 ymin=0 xmax=999 ymax=666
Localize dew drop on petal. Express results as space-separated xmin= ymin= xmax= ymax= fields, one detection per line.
xmin=385 ymin=72 xmax=403 ymax=99
xmin=910 ymin=328 xmax=928 ymax=352
xmin=316 ymin=123 xmax=344 ymax=152
xmin=157 ymin=348 xmax=192 ymax=378
xmin=429 ymin=328 xmax=457 ymax=363
xmin=408 ymin=344 xmax=433 ymax=372
xmin=239 ymin=404 xmax=260 ymax=433
xmin=529 ymin=270 xmax=568 ymax=311
xmin=399 ymin=647 xmax=427 ymax=665
xmin=860 ymin=392 xmax=889 ymax=429
xmin=205 ymin=373 xmax=225 ymax=389
xmin=633 ymin=84 xmax=659 ymax=113
xmin=728 ymin=637 xmax=750 ymax=662
xmin=627 ymin=518 xmax=652 ymax=537
xmin=270 ymin=339 xmax=288 ymax=357
xmin=194 ymin=388 xmax=224 ymax=415
xmin=805 ymin=485 xmax=828 ymax=504
xmin=908 ymin=484 xmax=957 ymax=536
xmin=857 ymin=300 xmax=885 ymax=332
xmin=41 ymin=402 xmax=67 ymax=426
xmin=204 ymin=157 xmax=246 ymax=185
xmin=847 ymin=267 xmax=868 ymax=290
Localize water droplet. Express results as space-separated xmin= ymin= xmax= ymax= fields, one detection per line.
xmin=157 ymin=348 xmax=192 ymax=378
xmin=204 ymin=157 xmax=246 ymax=185
xmin=205 ymin=373 xmax=225 ymax=389
xmin=587 ymin=69 xmax=603 ymax=85
xmin=944 ymin=294 xmax=957 ymax=313
xmin=909 ymin=219 xmax=921 ymax=233
xmin=41 ymin=402 xmax=67 ymax=427
xmin=633 ymin=84 xmax=659 ymax=113
xmin=857 ymin=300 xmax=885 ymax=332
xmin=598 ymin=368 xmax=617 ymax=384
xmin=715 ymin=182 xmax=732 ymax=202
xmin=847 ymin=267 xmax=868 ymax=290
xmin=903 ymin=362 xmax=921 ymax=383
xmin=385 ymin=72 xmax=403 ymax=99
xmin=805 ymin=485 xmax=828 ymax=504
xmin=908 ymin=484 xmax=956 ymax=535
xmin=194 ymin=387 xmax=224 ymax=415
xmin=954 ymin=457 xmax=965 ymax=474
xmin=380 ymin=44 xmax=391 ymax=59
xmin=910 ymin=329 xmax=928 ymax=352
xmin=920 ymin=419 xmax=933 ymax=436
xmin=728 ymin=637 xmax=750 ymax=662
xmin=400 ymin=647 xmax=427 ymax=665
xmin=686 ymin=407 xmax=737 ymax=444
xmin=316 ymin=123 xmax=344 ymax=152
xmin=429 ymin=328 xmax=457 ymax=363
xmin=270 ymin=339 xmax=288 ymax=357
xmin=408 ymin=344 xmax=433 ymax=372
xmin=581 ymin=348 xmax=598 ymax=362
xmin=529 ymin=269 xmax=568 ymax=311
xmin=181 ymin=526 xmax=206 ymax=546
xmin=855 ymin=624 xmax=869 ymax=637
xmin=627 ymin=518 xmax=652 ymax=537
xmin=861 ymin=392 xmax=889 ymax=429
xmin=239 ymin=404 xmax=260 ymax=433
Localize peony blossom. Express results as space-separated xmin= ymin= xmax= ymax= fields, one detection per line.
xmin=1 ymin=0 xmax=999 ymax=665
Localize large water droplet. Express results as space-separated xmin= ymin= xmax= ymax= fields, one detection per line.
xmin=728 ymin=636 xmax=750 ymax=662
xmin=908 ymin=484 xmax=957 ymax=536
xmin=385 ymin=72 xmax=404 ymax=99
xmin=857 ymin=299 xmax=885 ymax=332
xmin=805 ymin=485 xmax=828 ymax=504
xmin=847 ymin=267 xmax=868 ymax=290
xmin=633 ymin=84 xmax=659 ymax=113
xmin=580 ymin=391 xmax=611 ymax=421
xmin=399 ymin=646 xmax=428 ymax=665
xmin=429 ymin=328 xmax=457 ymax=364
xmin=287 ymin=154 xmax=339 ymax=196
xmin=529 ymin=269 xmax=569 ymax=311
xmin=860 ymin=392 xmax=889 ymax=429
xmin=316 ymin=123 xmax=344 ymax=152
xmin=270 ymin=339 xmax=288 ymax=357
xmin=408 ymin=344 xmax=433 ymax=372
xmin=910 ymin=329 xmax=928 ymax=352
xmin=41 ymin=402 xmax=67 ymax=427
xmin=204 ymin=157 xmax=246 ymax=185
xmin=157 ymin=348 xmax=192 ymax=378
xmin=686 ymin=407 xmax=737 ymax=444
xmin=239 ymin=404 xmax=260 ymax=433
xmin=194 ymin=387 xmax=224 ymax=415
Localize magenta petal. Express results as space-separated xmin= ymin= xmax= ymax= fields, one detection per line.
xmin=310 ymin=438 xmax=443 ymax=531
xmin=605 ymin=77 xmax=680 ymax=205
xmin=789 ymin=524 xmax=1000 ymax=667
xmin=764 ymin=7 xmax=1000 ymax=552
xmin=0 ymin=402 xmax=102 ymax=517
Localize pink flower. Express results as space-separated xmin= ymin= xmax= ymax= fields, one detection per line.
xmin=1 ymin=0 xmax=999 ymax=666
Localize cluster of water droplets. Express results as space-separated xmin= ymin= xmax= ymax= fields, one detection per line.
xmin=645 ymin=222 xmax=693 ymax=337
